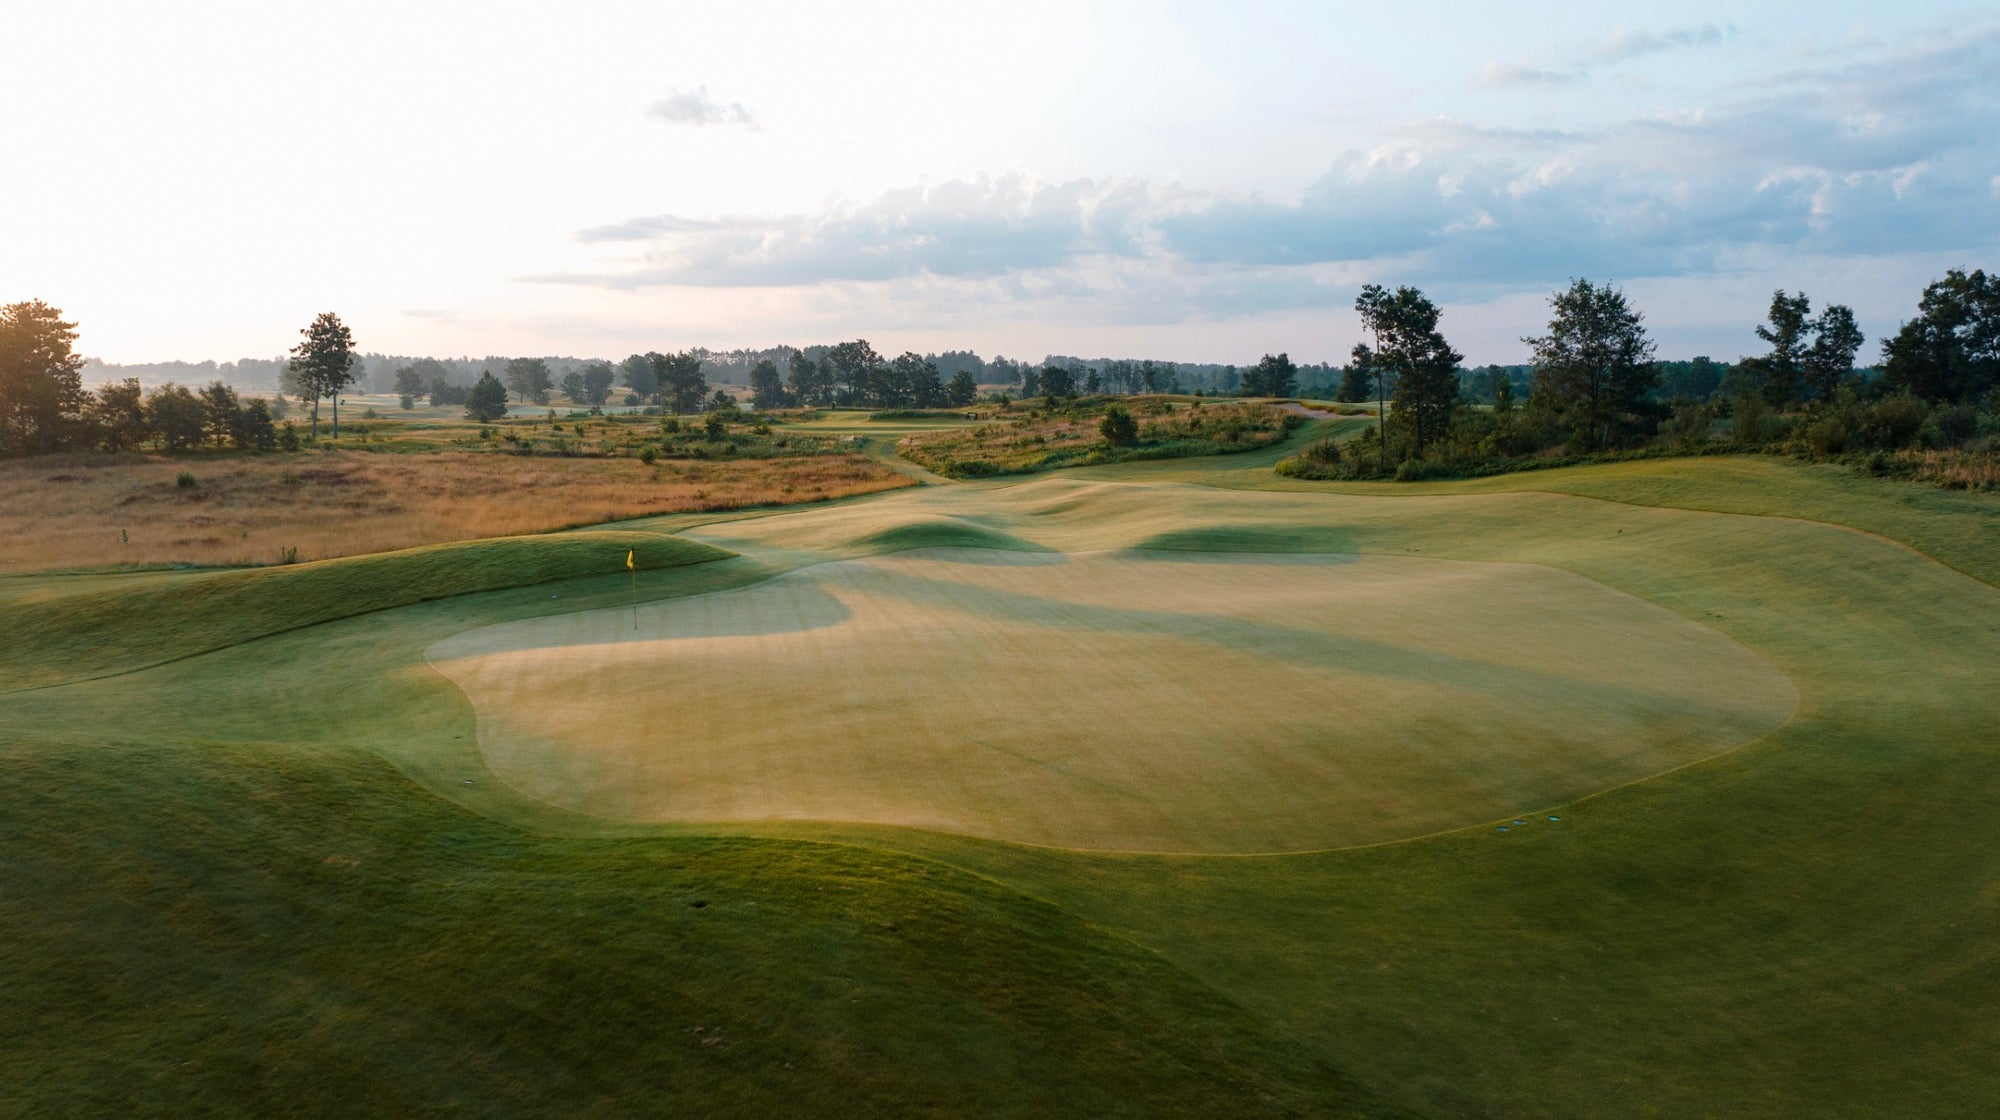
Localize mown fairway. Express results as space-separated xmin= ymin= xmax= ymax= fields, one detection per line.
xmin=5 ymin=440 xmax=1999 ymax=1117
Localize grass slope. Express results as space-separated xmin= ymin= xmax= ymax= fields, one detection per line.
xmin=0 ymin=736 xmax=1400 ymax=1118
xmin=0 ymin=531 xmax=729 ymax=690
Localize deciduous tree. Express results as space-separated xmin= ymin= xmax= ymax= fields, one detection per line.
xmin=505 ymin=357 xmax=554 ymax=404
xmin=581 ymin=361 xmax=617 ymax=407
xmin=1524 ymin=279 xmax=1659 ymax=452
xmin=1880 ymin=268 xmax=2000 ymax=404
xmin=393 ymin=364 xmax=425 ymax=409
xmin=1244 ymin=352 xmax=1298 ymax=398
xmin=286 ymin=311 xmax=357 ymax=440
xmin=90 ymin=378 xmax=148 ymax=451
xmin=145 ymin=383 xmax=206 ymax=451
xmin=1358 ymin=284 xmax=1461 ymax=457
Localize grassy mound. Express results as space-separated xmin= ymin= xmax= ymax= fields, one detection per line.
xmin=1133 ymin=523 xmax=1359 ymax=554
xmin=0 ymin=736 xmax=1404 ymax=1118
xmin=0 ymin=531 xmax=730 ymax=690
xmin=846 ymin=517 xmax=1049 ymax=556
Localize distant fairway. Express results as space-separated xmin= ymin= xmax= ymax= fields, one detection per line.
xmin=429 ymin=548 xmax=1794 ymax=852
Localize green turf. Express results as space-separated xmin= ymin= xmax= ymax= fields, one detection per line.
xmin=5 ymin=452 xmax=2000 ymax=1116
xmin=429 ymin=548 xmax=1792 ymax=853
xmin=0 ymin=531 xmax=729 ymax=690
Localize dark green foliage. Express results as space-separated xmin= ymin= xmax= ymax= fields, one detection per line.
xmin=1099 ymin=405 xmax=1139 ymax=446
xmin=1041 ymin=363 xmax=1077 ymax=399
xmin=237 ymin=397 xmax=278 ymax=451
xmin=1242 ymin=352 xmax=1298 ymax=397
xmin=1336 ymin=345 xmax=1376 ymax=403
xmin=619 ymin=353 xmax=660 ymax=402
xmin=199 ymin=380 xmax=240 ymax=447
xmin=286 ymin=311 xmax=356 ymax=440
xmin=1879 ymin=268 xmax=2000 ymax=403
xmin=393 ymin=364 xmax=425 ymax=409
xmin=1357 ymin=285 xmax=1462 ymax=458
xmin=787 ymin=350 xmax=834 ymax=406
xmin=505 ymin=357 xmax=554 ymax=405
xmin=0 ymin=299 xmax=86 ymax=456
xmin=652 ymin=350 xmax=709 ymax=414
xmin=89 ymin=378 xmax=148 ymax=451
xmin=579 ymin=361 xmax=617 ymax=407
xmin=824 ymin=340 xmax=883 ymax=406
xmin=145 ymin=383 xmax=206 ymax=451
xmin=463 ymin=371 xmax=510 ymax=422
xmin=947 ymin=370 xmax=978 ymax=407
xmin=1752 ymin=289 xmax=1813 ymax=405
xmin=748 ymin=357 xmax=787 ymax=410
xmin=1525 ymin=279 xmax=1659 ymax=451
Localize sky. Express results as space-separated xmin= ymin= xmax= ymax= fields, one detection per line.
xmin=4 ymin=0 xmax=1998 ymax=366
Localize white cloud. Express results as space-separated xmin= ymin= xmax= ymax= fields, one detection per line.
xmin=645 ymin=87 xmax=758 ymax=129
xmin=1478 ymin=23 xmax=1735 ymax=87
xmin=538 ymin=25 xmax=2000 ymax=332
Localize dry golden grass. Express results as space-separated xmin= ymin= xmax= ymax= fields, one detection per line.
xmin=900 ymin=400 xmax=1299 ymax=478
xmin=1 ymin=450 xmax=912 ymax=572
xmin=1900 ymin=447 xmax=2000 ymax=491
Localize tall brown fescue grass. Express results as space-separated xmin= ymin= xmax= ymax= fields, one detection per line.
xmin=1900 ymin=448 xmax=2000 ymax=491
xmin=1 ymin=450 xmax=912 ymax=572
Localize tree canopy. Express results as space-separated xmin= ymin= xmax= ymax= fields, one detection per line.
xmin=287 ymin=311 xmax=356 ymax=439
xmin=1525 ymin=279 xmax=1659 ymax=452
xmin=1880 ymin=268 xmax=1999 ymax=404
xmin=0 ymin=299 xmax=86 ymax=456
xmin=464 ymin=371 xmax=510 ymax=422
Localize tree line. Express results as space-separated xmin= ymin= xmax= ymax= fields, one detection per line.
xmin=1284 ymin=269 xmax=1998 ymax=479
xmin=7 ymin=269 xmax=1996 ymax=461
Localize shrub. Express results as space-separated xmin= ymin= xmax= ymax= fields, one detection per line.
xmin=1099 ymin=406 xmax=1138 ymax=447
xmin=1863 ymin=394 xmax=1927 ymax=449
xmin=175 ymin=471 xmax=197 ymax=489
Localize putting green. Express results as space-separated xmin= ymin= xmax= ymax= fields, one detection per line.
xmin=429 ymin=547 xmax=1795 ymax=852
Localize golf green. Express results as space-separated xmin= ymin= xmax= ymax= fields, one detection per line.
xmin=429 ymin=547 xmax=1793 ymax=852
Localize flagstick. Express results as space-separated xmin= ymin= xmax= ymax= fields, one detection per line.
xmin=630 ymin=565 xmax=637 ymax=630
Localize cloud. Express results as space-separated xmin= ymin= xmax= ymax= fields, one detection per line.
xmin=645 ymin=87 xmax=758 ymax=129
xmin=1586 ymin=24 xmax=1730 ymax=64
xmin=1478 ymin=23 xmax=1734 ymax=86
xmin=538 ymin=25 xmax=2000 ymax=324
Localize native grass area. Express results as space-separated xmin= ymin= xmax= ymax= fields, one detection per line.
xmin=6 ymin=432 xmax=2000 ymax=1117
xmin=0 ymin=444 xmax=910 ymax=572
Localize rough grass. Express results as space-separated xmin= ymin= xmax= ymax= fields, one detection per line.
xmin=899 ymin=400 xmax=1299 ymax=478
xmin=0 ymin=449 xmax=910 ymax=572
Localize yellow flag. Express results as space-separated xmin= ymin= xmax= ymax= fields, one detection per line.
xmin=626 ymin=549 xmax=635 ymax=570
